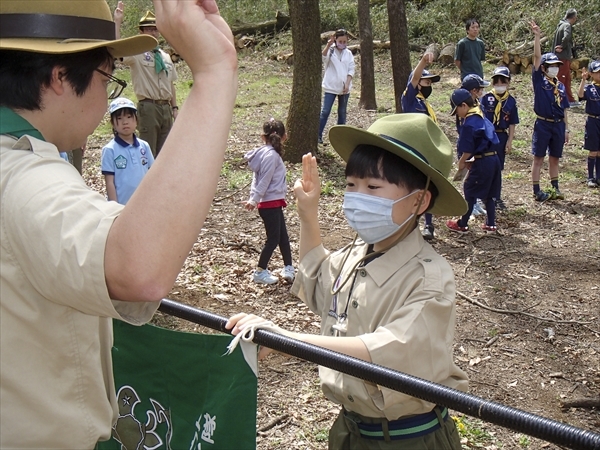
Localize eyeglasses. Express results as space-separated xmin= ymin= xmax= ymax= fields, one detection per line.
xmin=96 ymin=68 xmax=127 ymax=100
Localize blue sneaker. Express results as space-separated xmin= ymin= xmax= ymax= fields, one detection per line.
xmin=471 ymin=200 xmax=487 ymax=216
xmin=281 ymin=265 xmax=295 ymax=283
xmin=534 ymin=191 xmax=550 ymax=202
xmin=253 ymin=268 xmax=278 ymax=285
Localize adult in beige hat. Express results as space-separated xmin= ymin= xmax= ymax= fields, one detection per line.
xmin=0 ymin=0 xmax=237 ymax=447
xmin=227 ymin=114 xmax=468 ymax=449
xmin=114 ymin=1 xmax=178 ymax=157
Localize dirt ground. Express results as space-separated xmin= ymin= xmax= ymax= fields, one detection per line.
xmin=85 ymin=52 xmax=599 ymax=449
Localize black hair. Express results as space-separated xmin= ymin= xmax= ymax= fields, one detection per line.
xmin=111 ymin=107 xmax=138 ymax=131
xmin=335 ymin=29 xmax=348 ymax=38
xmin=262 ymin=118 xmax=285 ymax=156
xmin=564 ymin=8 xmax=577 ymax=19
xmin=345 ymin=144 xmax=439 ymax=211
xmin=0 ymin=47 xmax=114 ymax=111
xmin=465 ymin=18 xmax=480 ymax=31
xmin=463 ymin=96 xmax=476 ymax=108
xmin=492 ymin=75 xmax=509 ymax=84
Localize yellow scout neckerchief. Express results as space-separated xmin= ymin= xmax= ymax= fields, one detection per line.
xmin=466 ymin=105 xmax=484 ymax=119
xmin=416 ymin=92 xmax=438 ymax=124
xmin=491 ymin=88 xmax=510 ymax=126
xmin=545 ymin=76 xmax=562 ymax=106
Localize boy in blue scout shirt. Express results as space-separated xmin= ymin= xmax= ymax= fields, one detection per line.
xmin=458 ymin=74 xmax=490 ymax=217
xmin=447 ymin=89 xmax=501 ymax=234
xmin=529 ymin=20 xmax=570 ymax=202
xmin=401 ymin=52 xmax=440 ymax=240
xmin=481 ymin=67 xmax=520 ymax=210
xmin=578 ymin=60 xmax=600 ymax=188
xmin=102 ymin=97 xmax=154 ymax=205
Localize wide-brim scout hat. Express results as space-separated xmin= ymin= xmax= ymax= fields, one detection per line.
xmin=0 ymin=0 xmax=156 ymax=57
xmin=540 ymin=53 xmax=563 ymax=65
xmin=329 ymin=114 xmax=467 ymax=216
xmin=420 ymin=69 xmax=441 ymax=83
xmin=139 ymin=11 xmax=156 ymax=28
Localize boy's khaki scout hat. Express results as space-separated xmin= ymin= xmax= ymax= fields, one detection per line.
xmin=0 ymin=0 xmax=156 ymax=57
xmin=329 ymin=114 xmax=468 ymax=216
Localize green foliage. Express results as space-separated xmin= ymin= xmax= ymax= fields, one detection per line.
xmin=108 ymin=0 xmax=599 ymax=57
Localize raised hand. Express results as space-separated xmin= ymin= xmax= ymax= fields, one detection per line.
xmin=152 ymin=0 xmax=236 ymax=75
xmin=293 ymin=153 xmax=320 ymax=221
xmin=113 ymin=0 xmax=124 ymax=24
xmin=528 ymin=20 xmax=540 ymax=36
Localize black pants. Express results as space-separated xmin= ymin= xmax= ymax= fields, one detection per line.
xmin=258 ymin=207 xmax=292 ymax=269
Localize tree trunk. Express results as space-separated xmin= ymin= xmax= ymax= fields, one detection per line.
xmin=358 ymin=0 xmax=377 ymax=110
xmin=284 ymin=0 xmax=322 ymax=163
xmin=387 ymin=0 xmax=411 ymax=112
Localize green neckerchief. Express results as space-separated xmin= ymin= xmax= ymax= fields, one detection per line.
xmin=0 ymin=107 xmax=45 ymax=141
xmin=153 ymin=47 xmax=168 ymax=75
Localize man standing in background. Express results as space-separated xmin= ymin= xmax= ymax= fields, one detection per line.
xmin=455 ymin=18 xmax=486 ymax=80
xmin=114 ymin=2 xmax=178 ymax=157
xmin=553 ymin=8 xmax=580 ymax=107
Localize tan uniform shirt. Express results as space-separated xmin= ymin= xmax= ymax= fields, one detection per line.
xmin=0 ymin=135 xmax=159 ymax=449
xmin=292 ymin=228 xmax=468 ymax=420
xmin=122 ymin=48 xmax=177 ymax=102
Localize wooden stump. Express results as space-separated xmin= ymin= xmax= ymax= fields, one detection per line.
xmin=438 ymin=43 xmax=455 ymax=66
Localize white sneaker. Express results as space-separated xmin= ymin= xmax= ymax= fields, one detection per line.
xmin=253 ymin=268 xmax=278 ymax=285
xmin=281 ymin=265 xmax=295 ymax=283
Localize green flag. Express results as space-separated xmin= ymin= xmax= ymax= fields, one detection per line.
xmin=98 ymin=320 xmax=258 ymax=450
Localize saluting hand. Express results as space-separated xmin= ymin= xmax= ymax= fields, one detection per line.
xmin=113 ymin=1 xmax=124 ymax=24
xmin=294 ymin=153 xmax=320 ymax=221
xmin=152 ymin=0 xmax=236 ymax=76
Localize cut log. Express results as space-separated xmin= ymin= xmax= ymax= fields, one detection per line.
xmin=522 ymin=63 xmax=533 ymax=75
xmin=508 ymin=61 xmax=519 ymax=75
xmin=236 ymin=36 xmax=255 ymax=49
xmin=438 ymin=43 xmax=456 ymax=66
xmin=513 ymin=54 xmax=521 ymax=65
xmin=231 ymin=11 xmax=290 ymax=37
xmin=424 ymin=43 xmax=441 ymax=61
xmin=502 ymin=51 xmax=512 ymax=65
xmin=570 ymin=57 xmax=590 ymax=71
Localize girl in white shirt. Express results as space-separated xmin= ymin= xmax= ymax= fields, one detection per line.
xmin=319 ymin=29 xmax=356 ymax=144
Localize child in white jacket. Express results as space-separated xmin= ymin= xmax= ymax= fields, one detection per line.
xmin=319 ymin=29 xmax=356 ymax=144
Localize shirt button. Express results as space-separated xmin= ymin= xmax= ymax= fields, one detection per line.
xmin=423 ymin=258 xmax=432 ymax=262
xmin=352 ymin=300 xmax=359 ymax=308
xmin=348 ymin=395 xmax=354 ymax=402
xmin=359 ymin=269 xmax=367 ymax=277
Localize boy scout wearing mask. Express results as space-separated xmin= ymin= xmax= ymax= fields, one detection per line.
xmin=228 ymin=114 xmax=469 ymax=449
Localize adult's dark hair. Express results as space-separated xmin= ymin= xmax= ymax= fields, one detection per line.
xmin=564 ymin=8 xmax=577 ymax=19
xmin=345 ymin=144 xmax=439 ymax=211
xmin=262 ymin=118 xmax=285 ymax=156
xmin=465 ymin=18 xmax=480 ymax=31
xmin=0 ymin=47 xmax=113 ymax=111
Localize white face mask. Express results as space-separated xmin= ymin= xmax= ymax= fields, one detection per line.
xmin=342 ymin=190 xmax=419 ymax=244
xmin=494 ymin=85 xmax=507 ymax=94
xmin=546 ymin=66 xmax=560 ymax=78
xmin=336 ymin=42 xmax=347 ymax=50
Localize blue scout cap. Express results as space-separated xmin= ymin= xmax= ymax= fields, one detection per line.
xmin=589 ymin=60 xmax=600 ymax=73
xmin=109 ymin=97 xmax=137 ymax=115
xmin=421 ymin=69 xmax=441 ymax=82
xmin=461 ymin=74 xmax=490 ymax=91
xmin=540 ymin=53 xmax=563 ymax=65
xmin=492 ymin=66 xmax=511 ymax=80
xmin=450 ymin=89 xmax=471 ymax=115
